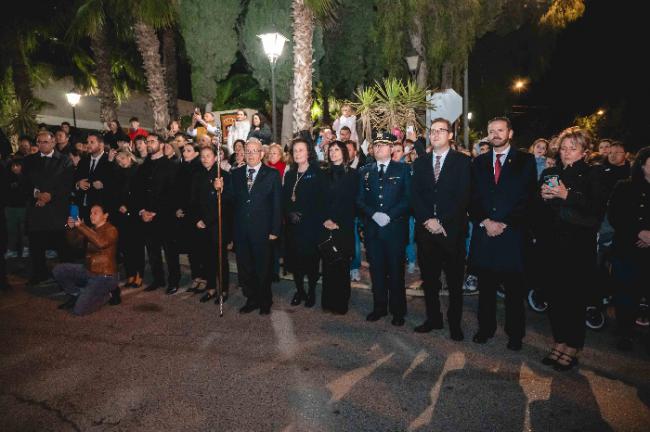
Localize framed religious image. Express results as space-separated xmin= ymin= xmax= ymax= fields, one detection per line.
xmin=220 ymin=113 xmax=238 ymax=143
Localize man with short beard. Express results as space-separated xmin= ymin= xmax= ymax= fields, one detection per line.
xmin=131 ymin=133 xmax=179 ymax=292
xmin=74 ymin=133 xmax=113 ymax=223
xmin=469 ymin=117 xmax=537 ymax=351
xmin=54 ymin=128 xmax=72 ymax=156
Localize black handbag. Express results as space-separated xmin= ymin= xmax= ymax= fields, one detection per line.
xmin=318 ymin=233 xmax=343 ymax=264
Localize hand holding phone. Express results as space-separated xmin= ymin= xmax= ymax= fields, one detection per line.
xmin=543 ymin=174 xmax=559 ymax=188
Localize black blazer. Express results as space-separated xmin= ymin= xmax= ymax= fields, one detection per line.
xmin=74 ymin=153 xmax=113 ymax=208
xmin=321 ymin=165 xmax=359 ymax=257
xmin=230 ymin=164 xmax=282 ymax=243
xmin=469 ymin=148 xmax=537 ymax=272
xmin=609 ymin=178 xmax=650 ymax=262
xmin=411 ymin=150 xmax=471 ymax=245
xmin=23 ymin=151 xmax=74 ymax=232
xmin=191 ymin=164 xmax=233 ymax=243
xmin=131 ymin=155 xmax=178 ymax=220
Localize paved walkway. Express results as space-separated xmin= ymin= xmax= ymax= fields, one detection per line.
xmin=1 ymin=264 xmax=649 ymax=431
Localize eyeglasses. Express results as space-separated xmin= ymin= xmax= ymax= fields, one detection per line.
xmin=244 ymin=150 xmax=262 ymax=155
xmin=430 ymin=129 xmax=449 ymax=135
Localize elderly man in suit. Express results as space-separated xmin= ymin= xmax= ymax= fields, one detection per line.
xmin=229 ymin=138 xmax=282 ymax=315
xmin=411 ymin=118 xmax=471 ymax=341
xmin=469 ymin=117 xmax=537 ymax=351
xmin=357 ymin=138 xmax=411 ymax=326
xmin=22 ymin=130 xmax=74 ymax=284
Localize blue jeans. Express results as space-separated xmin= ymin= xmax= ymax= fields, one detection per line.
xmin=53 ymin=263 xmax=117 ymax=316
xmin=351 ymin=218 xmax=361 ymax=271
xmin=406 ymin=216 xmax=416 ymax=265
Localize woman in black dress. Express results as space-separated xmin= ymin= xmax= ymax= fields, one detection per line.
xmin=320 ymin=141 xmax=359 ymax=314
xmin=534 ymin=128 xmax=602 ymax=371
xmin=283 ymin=138 xmax=325 ymax=307
xmin=192 ymin=146 xmax=232 ymax=303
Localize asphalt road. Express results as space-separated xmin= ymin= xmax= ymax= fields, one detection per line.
xmin=1 ymin=264 xmax=649 ymax=432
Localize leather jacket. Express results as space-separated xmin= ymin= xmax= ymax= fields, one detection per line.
xmin=76 ymin=222 xmax=119 ymax=275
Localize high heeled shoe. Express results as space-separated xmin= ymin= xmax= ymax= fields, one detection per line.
xmin=200 ymin=291 xmax=217 ymax=303
xmin=291 ymin=291 xmax=304 ymax=306
xmin=553 ymin=352 xmax=579 ymax=371
xmin=542 ymin=348 xmax=563 ymax=366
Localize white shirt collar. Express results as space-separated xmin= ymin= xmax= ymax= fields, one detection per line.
xmin=493 ymin=145 xmax=511 ymax=159
xmin=40 ymin=150 xmax=54 ymax=158
xmin=376 ymin=159 xmax=390 ymax=170
xmin=247 ymin=162 xmax=262 ymax=172
xmin=91 ymin=151 xmax=104 ymax=161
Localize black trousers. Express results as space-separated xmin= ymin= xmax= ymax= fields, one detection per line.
xmin=142 ymin=219 xmax=180 ymax=286
xmin=547 ymin=270 xmax=587 ymax=349
xmin=118 ymin=218 xmax=144 ymax=279
xmin=28 ymin=230 xmax=66 ymax=279
xmin=291 ymin=251 xmax=320 ymax=296
xmin=365 ymin=227 xmax=407 ymax=318
xmin=416 ymin=227 xmax=465 ymax=329
xmin=321 ymin=257 xmax=351 ymax=314
xmin=235 ymin=232 xmax=273 ymax=308
xmin=612 ymin=257 xmax=647 ymax=339
xmin=477 ymin=270 xmax=526 ymax=341
xmin=201 ymin=226 xmax=230 ymax=292
xmin=0 ymin=211 xmax=7 ymax=288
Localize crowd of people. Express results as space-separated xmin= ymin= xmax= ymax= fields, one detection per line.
xmin=0 ymin=106 xmax=648 ymax=372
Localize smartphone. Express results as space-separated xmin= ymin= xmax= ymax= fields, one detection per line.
xmin=543 ymin=174 xmax=559 ymax=188
xmin=406 ymin=125 xmax=414 ymax=134
xmin=194 ymin=107 xmax=201 ymax=115
xmin=69 ymin=204 xmax=79 ymax=220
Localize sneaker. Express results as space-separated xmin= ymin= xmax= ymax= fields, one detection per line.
xmin=463 ymin=275 xmax=478 ymax=295
xmin=496 ymin=285 xmax=506 ymax=299
xmin=350 ymin=269 xmax=361 ymax=282
xmin=407 ymin=262 xmax=416 ymax=274
xmin=22 ymin=247 xmax=30 ymax=258
xmin=45 ymin=250 xmax=58 ymax=259
xmin=528 ymin=289 xmax=549 ymax=313
xmin=586 ymin=306 xmax=606 ymax=330
xmin=4 ymin=250 xmax=18 ymax=259
xmin=636 ymin=303 xmax=649 ymax=327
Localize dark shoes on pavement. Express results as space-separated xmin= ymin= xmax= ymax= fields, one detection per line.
xmin=414 ymin=320 xmax=443 ymax=333
xmin=507 ymin=339 xmax=522 ymax=351
xmin=165 ymin=286 xmax=178 ymax=295
xmin=366 ymin=310 xmax=388 ymax=322
xmin=391 ymin=316 xmax=405 ymax=326
xmin=291 ymin=291 xmax=304 ymax=306
xmin=239 ymin=302 xmax=259 ymax=314
xmin=144 ymin=283 xmax=163 ymax=292
xmin=472 ymin=331 xmax=494 ymax=344
xmin=58 ymin=295 xmax=77 ymax=310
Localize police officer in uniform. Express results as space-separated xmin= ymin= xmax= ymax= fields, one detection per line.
xmin=357 ymin=139 xmax=411 ymax=325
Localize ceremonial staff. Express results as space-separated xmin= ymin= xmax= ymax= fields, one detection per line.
xmin=216 ymin=130 xmax=224 ymax=317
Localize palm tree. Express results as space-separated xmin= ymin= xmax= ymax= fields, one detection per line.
xmin=291 ymin=0 xmax=337 ymax=132
xmin=128 ymin=0 xmax=177 ymax=133
xmin=68 ymin=0 xmax=119 ymax=123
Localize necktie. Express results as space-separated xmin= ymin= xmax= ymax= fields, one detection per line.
xmin=379 ymin=164 xmax=385 ymax=180
xmin=247 ymin=168 xmax=255 ymax=192
xmin=89 ymin=158 xmax=96 ymax=175
xmin=434 ymin=155 xmax=441 ymax=182
xmin=494 ymin=153 xmax=504 ymax=184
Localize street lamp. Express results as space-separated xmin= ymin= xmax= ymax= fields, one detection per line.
xmin=467 ymin=112 xmax=473 ymax=121
xmin=512 ymin=78 xmax=528 ymax=94
xmin=258 ymin=32 xmax=288 ymax=143
xmin=65 ymin=90 xmax=81 ymax=127
xmin=597 ymin=109 xmax=605 ymax=116
xmin=405 ymin=54 xmax=419 ymax=81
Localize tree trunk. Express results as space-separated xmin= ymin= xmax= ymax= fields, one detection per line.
xmin=10 ymin=38 xmax=33 ymax=105
xmin=133 ymin=20 xmax=169 ymax=134
xmin=161 ymin=27 xmax=179 ymax=121
xmin=408 ymin=14 xmax=428 ymax=89
xmin=89 ymin=27 xmax=118 ymax=124
xmin=441 ymin=61 xmax=454 ymax=90
xmin=292 ymin=0 xmax=314 ymax=133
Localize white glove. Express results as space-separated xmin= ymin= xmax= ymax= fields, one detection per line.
xmin=372 ymin=212 xmax=391 ymax=227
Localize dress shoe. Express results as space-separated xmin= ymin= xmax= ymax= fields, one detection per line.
xmin=291 ymin=291 xmax=304 ymax=306
xmin=239 ymin=303 xmax=259 ymax=314
xmin=109 ymin=289 xmax=121 ymax=305
xmin=304 ymin=292 xmax=316 ymax=308
xmin=259 ymin=306 xmax=271 ymax=315
xmin=414 ymin=320 xmax=443 ymax=333
xmin=472 ymin=331 xmax=494 ymax=344
xmin=200 ymin=291 xmax=216 ymax=303
xmin=165 ymin=286 xmax=178 ymax=295
xmin=366 ymin=310 xmax=388 ymax=322
xmin=449 ymin=327 xmax=464 ymax=341
xmin=272 ymin=274 xmax=280 ymax=283
xmin=58 ymin=295 xmax=77 ymax=310
xmin=391 ymin=316 xmax=405 ymax=326
xmin=507 ymin=339 xmax=523 ymax=351
xmin=214 ymin=292 xmax=229 ymax=304
xmin=144 ymin=283 xmax=163 ymax=292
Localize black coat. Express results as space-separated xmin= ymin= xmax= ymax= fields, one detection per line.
xmin=532 ymin=160 xmax=600 ymax=266
xmin=22 ymin=151 xmax=74 ymax=232
xmin=247 ymin=124 xmax=272 ymax=145
xmin=103 ymin=129 xmax=130 ymax=149
xmin=131 ymin=155 xmax=178 ymax=223
xmin=321 ymin=165 xmax=359 ymax=257
xmin=283 ymin=162 xmax=326 ymax=263
xmin=111 ymin=164 xmax=138 ymax=225
xmin=595 ymin=161 xmax=630 ymax=220
xmin=191 ymin=164 xmax=233 ymax=243
xmin=469 ymin=148 xmax=537 ymax=272
xmin=6 ymin=170 xmax=30 ymax=208
xmin=73 ymin=153 xmax=114 ymax=208
xmin=609 ymin=178 xmax=650 ymax=263
xmin=411 ymin=150 xmax=471 ymax=246
xmin=230 ymin=164 xmax=282 ymax=244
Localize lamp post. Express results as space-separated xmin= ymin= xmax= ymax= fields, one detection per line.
xmin=405 ymin=54 xmax=419 ymax=81
xmin=258 ymin=32 xmax=288 ymax=143
xmin=65 ymin=90 xmax=81 ymax=128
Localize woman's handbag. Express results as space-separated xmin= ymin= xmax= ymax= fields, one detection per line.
xmin=318 ymin=232 xmax=343 ymax=264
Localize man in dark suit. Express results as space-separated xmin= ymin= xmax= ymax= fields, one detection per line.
xmin=357 ymin=139 xmax=411 ymax=326
xmin=469 ymin=117 xmax=537 ymax=350
xmin=229 ymin=138 xmax=282 ymax=315
xmin=73 ymin=133 xmax=113 ymax=223
xmin=131 ymin=133 xmax=179 ymax=292
xmin=22 ymin=130 xmax=74 ymax=284
xmin=411 ymin=118 xmax=471 ymax=341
